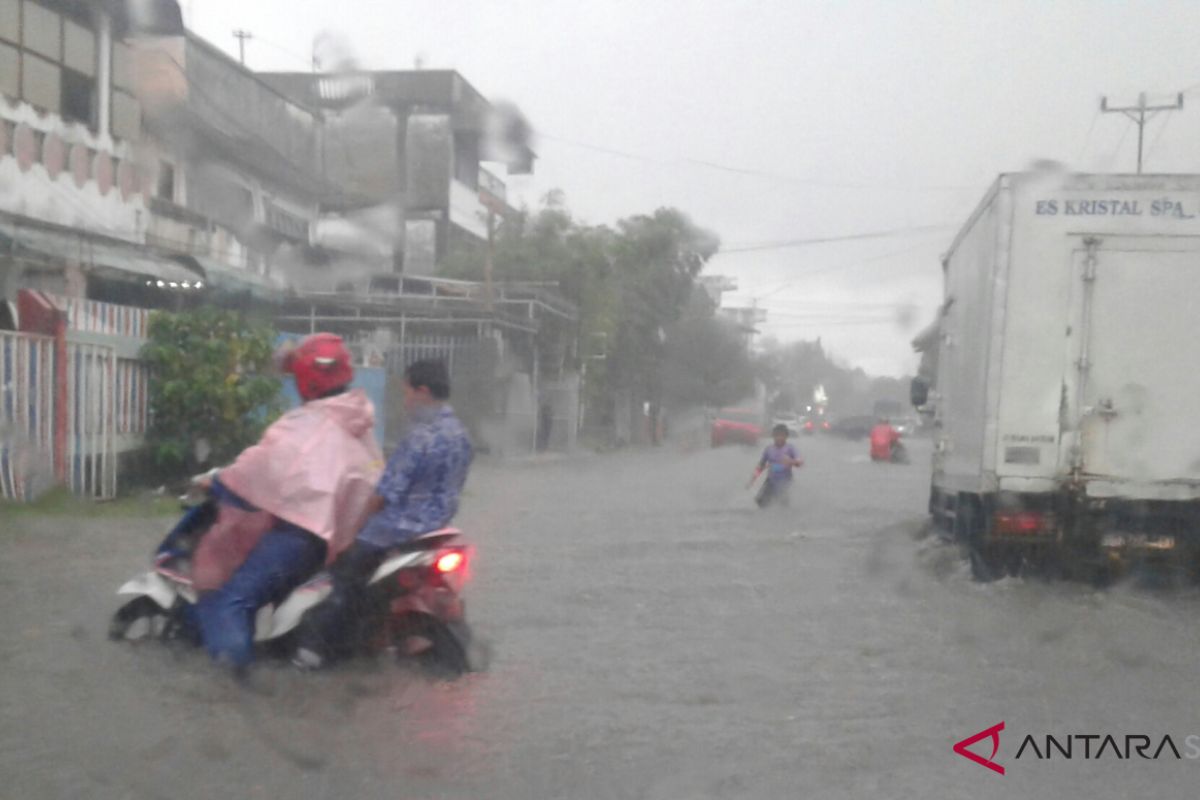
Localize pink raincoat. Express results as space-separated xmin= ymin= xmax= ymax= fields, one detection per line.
xmin=192 ymin=389 xmax=383 ymax=591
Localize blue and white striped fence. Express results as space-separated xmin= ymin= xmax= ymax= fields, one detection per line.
xmin=0 ymin=332 xmax=57 ymax=501
xmin=2 ymin=293 xmax=152 ymax=501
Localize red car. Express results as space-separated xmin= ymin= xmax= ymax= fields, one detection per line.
xmin=711 ymin=408 xmax=764 ymax=447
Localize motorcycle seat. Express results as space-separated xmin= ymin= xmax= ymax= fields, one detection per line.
xmin=383 ymin=527 xmax=462 ymax=554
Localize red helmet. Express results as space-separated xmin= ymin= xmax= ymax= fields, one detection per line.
xmin=281 ymin=333 xmax=354 ymax=401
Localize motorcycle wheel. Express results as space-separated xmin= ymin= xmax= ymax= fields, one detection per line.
xmin=109 ymin=596 xmax=169 ymax=640
xmin=391 ymin=612 xmax=471 ymax=677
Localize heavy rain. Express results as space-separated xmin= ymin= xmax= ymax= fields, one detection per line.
xmin=4 ymin=2 xmax=1200 ymax=798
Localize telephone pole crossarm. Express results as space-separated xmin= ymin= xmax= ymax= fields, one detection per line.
xmin=1099 ymin=92 xmax=1184 ymax=173
xmin=232 ymin=29 xmax=253 ymax=65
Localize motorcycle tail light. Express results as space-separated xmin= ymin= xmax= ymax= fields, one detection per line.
xmin=436 ymin=550 xmax=465 ymax=573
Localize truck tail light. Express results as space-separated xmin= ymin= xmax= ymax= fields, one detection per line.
xmin=993 ymin=511 xmax=1052 ymax=535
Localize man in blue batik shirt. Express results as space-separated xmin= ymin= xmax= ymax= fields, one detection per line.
xmin=294 ymin=359 xmax=472 ymax=668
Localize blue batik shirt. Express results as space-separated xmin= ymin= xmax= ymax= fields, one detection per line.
xmin=357 ymin=404 xmax=473 ymax=548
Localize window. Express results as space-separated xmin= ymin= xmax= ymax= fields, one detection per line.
xmin=0 ymin=41 xmax=17 ymax=97
xmin=1 ymin=1 xmax=119 ymax=134
xmin=156 ymin=161 xmax=175 ymax=202
xmin=61 ymin=66 xmax=93 ymax=126
xmin=62 ymin=18 xmax=93 ymax=76
xmin=21 ymin=1 xmax=60 ymax=59
xmin=0 ymin=0 xmax=18 ymax=43
xmin=453 ymin=132 xmax=480 ymax=189
xmin=111 ymin=89 xmax=139 ymax=141
xmin=21 ymin=51 xmax=59 ymax=112
xmin=112 ymin=41 xmax=133 ymax=91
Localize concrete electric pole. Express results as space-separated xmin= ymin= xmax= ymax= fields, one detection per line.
xmin=1100 ymin=92 xmax=1184 ymax=173
xmin=232 ymin=29 xmax=253 ymax=65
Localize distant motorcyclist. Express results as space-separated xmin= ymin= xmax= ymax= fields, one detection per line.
xmin=748 ymin=423 xmax=804 ymax=508
xmin=869 ymin=417 xmax=901 ymax=462
xmin=191 ymin=333 xmax=382 ymax=674
xmin=293 ymin=359 xmax=473 ymax=669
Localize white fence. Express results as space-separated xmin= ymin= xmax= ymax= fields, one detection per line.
xmin=1 ymin=293 xmax=150 ymax=501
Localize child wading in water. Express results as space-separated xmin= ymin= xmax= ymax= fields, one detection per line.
xmin=748 ymin=424 xmax=804 ymax=507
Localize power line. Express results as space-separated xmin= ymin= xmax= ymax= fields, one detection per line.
xmin=1144 ymin=107 xmax=1178 ymax=164
xmin=764 ymin=301 xmax=922 ymax=312
xmin=766 ymin=318 xmax=907 ymax=328
xmin=253 ymin=36 xmax=318 ymax=70
xmin=718 ymin=224 xmax=955 ymax=255
xmin=1103 ymin=119 xmax=1135 ymax=171
xmin=765 ymin=314 xmax=902 ymax=322
xmin=679 ymin=157 xmax=972 ymax=192
xmin=1075 ymin=108 xmax=1100 ymax=165
xmin=538 ymin=133 xmax=660 ymax=165
xmin=738 ymin=240 xmax=931 ymax=299
xmin=742 ymin=237 xmax=943 ymax=299
xmin=538 ymin=132 xmax=980 ymax=194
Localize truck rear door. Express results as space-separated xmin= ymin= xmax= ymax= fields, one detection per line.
xmin=1068 ymin=237 xmax=1200 ymax=487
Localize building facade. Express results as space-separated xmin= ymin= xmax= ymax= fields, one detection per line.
xmin=260 ymin=69 xmax=533 ymax=280
xmin=131 ymin=29 xmax=326 ymax=298
xmin=0 ymin=0 xmax=170 ymax=303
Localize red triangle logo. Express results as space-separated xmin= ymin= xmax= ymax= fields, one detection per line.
xmin=953 ymin=721 xmax=1006 ymax=775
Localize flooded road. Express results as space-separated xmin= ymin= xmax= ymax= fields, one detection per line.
xmin=4 ymin=435 xmax=1200 ymax=798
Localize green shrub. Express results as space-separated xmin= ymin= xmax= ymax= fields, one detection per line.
xmin=140 ymin=309 xmax=281 ymax=479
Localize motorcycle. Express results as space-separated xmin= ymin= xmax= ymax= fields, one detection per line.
xmin=890 ymin=440 xmax=909 ymax=465
xmin=109 ymin=495 xmax=476 ymax=675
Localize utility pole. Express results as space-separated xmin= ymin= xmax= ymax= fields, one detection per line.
xmin=1100 ymin=92 xmax=1184 ymax=173
xmin=484 ymin=209 xmax=495 ymax=311
xmin=232 ymin=29 xmax=253 ymax=65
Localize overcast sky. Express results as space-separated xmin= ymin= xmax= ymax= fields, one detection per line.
xmin=187 ymin=0 xmax=1200 ymax=376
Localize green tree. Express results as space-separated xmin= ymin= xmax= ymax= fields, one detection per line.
xmin=140 ymin=309 xmax=281 ymax=477
xmin=663 ymin=287 xmax=755 ymax=409
xmin=606 ymin=209 xmax=720 ymax=438
xmin=438 ymin=196 xmax=724 ymax=440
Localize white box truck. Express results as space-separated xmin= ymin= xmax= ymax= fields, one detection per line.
xmin=917 ymin=172 xmax=1200 ymax=580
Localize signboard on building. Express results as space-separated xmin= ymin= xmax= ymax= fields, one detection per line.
xmin=265 ymin=201 xmax=309 ymax=241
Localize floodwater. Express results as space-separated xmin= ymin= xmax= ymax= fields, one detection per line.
xmin=4 ymin=436 xmax=1200 ymax=799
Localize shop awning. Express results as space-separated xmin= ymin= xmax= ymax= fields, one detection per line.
xmin=171 ymin=255 xmax=286 ymax=303
xmin=0 ymin=223 xmax=203 ymax=286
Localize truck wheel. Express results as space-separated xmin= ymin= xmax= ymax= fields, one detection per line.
xmin=1091 ymin=559 xmax=1116 ymax=589
xmin=969 ymin=546 xmax=1000 ymax=582
xmin=957 ymin=498 xmax=1000 ymax=582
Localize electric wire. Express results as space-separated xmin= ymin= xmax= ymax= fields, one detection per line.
xmin=717 ymin=224 xmax=955 ymax=255
xmin=538 ymin=132 xmax=979 ymax=193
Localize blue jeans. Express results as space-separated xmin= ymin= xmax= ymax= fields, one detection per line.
xmin=195 ymin=525 xmax=327 ymax=669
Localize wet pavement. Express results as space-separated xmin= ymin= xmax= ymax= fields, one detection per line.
xmin=4 ymin=435 xmax=1200 ymax=799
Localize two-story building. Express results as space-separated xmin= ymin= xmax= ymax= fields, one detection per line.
xmin=0 ymin=0 xmax=211 ymax=307
xmin=259 ymin=68 xmax=533 ymax=282
xmin=130 ymin=25 xmax=334 ymax=301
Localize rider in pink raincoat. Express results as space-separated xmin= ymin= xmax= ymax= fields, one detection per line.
xmin=192 ymin=333 xmax=382 ymax=672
